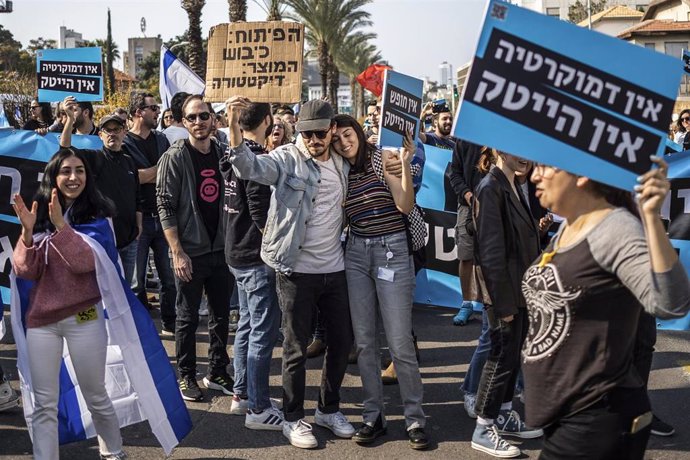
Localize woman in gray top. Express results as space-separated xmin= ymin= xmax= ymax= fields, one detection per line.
xmin=523 ymin=156 xmax=690 ymax=460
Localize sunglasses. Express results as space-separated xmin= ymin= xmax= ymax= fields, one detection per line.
xmin=682 ymin=117 xmax=690 ymax=122
xmin=140 ymin=104 xmax=160 ymax=112
xmin=30 ymin=106 xmax=40 ymax=109
xmin=301 ymin=130 xmax=329 ymax=140
xmin=184 ymin=112 xmax=211 ymax=123
xmin=164 ymin=114 xmax=174 ymax=119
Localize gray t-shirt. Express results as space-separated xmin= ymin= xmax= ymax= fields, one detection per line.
xmin=293 ymin=156 xmax=345 ymax=273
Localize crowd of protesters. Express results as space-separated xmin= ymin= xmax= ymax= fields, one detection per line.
xmin=1 ymin=89 xmax=689 ymax=460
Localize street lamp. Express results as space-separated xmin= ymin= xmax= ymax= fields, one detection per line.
xmin=170 ymin=41 xmax=190 ymax=53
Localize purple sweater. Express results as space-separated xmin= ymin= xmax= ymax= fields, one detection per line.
xmin=13 ymin=225 xmax=101 ymax=328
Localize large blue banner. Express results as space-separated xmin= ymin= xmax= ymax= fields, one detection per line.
xmin=37 ymin=47 xmax=103 ymax=102
xmin=455 ymin=0 xmax=683 ymax=191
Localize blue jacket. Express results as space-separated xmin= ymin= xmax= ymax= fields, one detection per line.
xmin=224 ymin=137 xmax=349 ymax=274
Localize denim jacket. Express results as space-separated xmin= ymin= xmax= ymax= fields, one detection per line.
xmin=223 ymin=137 xmax=349 ymax=274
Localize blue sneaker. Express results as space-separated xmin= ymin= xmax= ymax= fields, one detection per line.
xmin=453 ymin=302 xmax=474 ymax=326
xmin=496 ymin=409 xmax=543 ymax=439
xmin=471 ymin=424 xmax=520 ymax=458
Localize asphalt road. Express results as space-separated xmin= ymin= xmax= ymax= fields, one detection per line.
xmin=1 ymin=305 xmax=689 ymax=459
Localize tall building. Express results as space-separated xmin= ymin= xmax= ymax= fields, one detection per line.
xmin=123 ymin=37 xmax=162 ymax=78
xmin=59 ymin=26 xmax=85 ymax=49
xmin=439 ymin=61 xmax=453 ymax=88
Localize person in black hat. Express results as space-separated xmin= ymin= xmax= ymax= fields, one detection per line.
xmin=59 ymin=96 xmax=142 ymax=283
xmin=223 ymin=96 xmax=356 ymax=449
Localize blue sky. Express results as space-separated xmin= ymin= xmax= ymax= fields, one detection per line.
xmin=1 ymin=0 xmax=488 ymax=82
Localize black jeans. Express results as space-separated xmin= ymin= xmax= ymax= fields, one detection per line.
xmin=276 ymin=271 xmax=353 ymax=422
xmin=540 ymin=387 xmax=651 ymax=460
xmin=475 ymin=307 xmax=528 ymax=419
xmin=633 ymin=311 xmax=657 ymax=389
xmin=175 ymin=251 xmax=232 ymax=379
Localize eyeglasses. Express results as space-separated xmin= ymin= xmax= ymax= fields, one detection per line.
xmin=139 ymin=104 xmax=160 ymax=112
xmin=301 ymin=130 xmax=329 ymax=140
xmin=30 ymin=106 xmax=40 ymax=110
xmin=184 ymin=112 xmax=211 ymax=123
xmin=163 ymin=114 xmax=174 ymax=120
xmin=534 ymin=163 xmax=560 ymax=179
xmin=101 ymin=126 xmax=124 ymax=135
xmin=682 ymin=117 xmax=690 ymax=123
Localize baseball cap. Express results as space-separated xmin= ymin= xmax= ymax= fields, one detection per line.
xmin=98 ymin=114 xmax=126 ymax=129
xmin=295 ymin=100 xmax=334 ymax=132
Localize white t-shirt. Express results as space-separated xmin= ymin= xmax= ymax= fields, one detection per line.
xmin=163 ymin=125 xmax=189 ymax=145
xmin=293 ymin=156 xmax=345 ymax=273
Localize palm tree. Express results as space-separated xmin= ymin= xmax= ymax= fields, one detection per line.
xmin=338 ymin=39 xmax=380 ymax=117
xmin=286 ymin=0 xmax=372 ymax=108
xmin=330 ymin=30 xmax=375 ymax=114
xmin=229 ymin=0 xmax=247 ymax=21
xmin=181 ymin=0 xmax=206 ymax=79
xmin=106 ymin=9 xmax=116 ymax=97
xmin=253 ymin=0 xmax=285 ymax=20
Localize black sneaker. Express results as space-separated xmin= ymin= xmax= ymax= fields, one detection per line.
xmin=650 ymin=415 xmax=675 ymax=436
xmin=408 ymin=427 xmax=429 ymax=450
xmin=202 ymin=373 xmax=234 ymax=396
xmin=353 ymin=415 xmax=386 ymax=444
xmin=179 ymin=377 xmax=203 ymax=401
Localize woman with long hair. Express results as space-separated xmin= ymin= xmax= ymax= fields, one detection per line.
xmin=160 ymin=108 xmax=174 ymax=130
xmin=332 ymin=114 xmax=429 ymax=450
xmin=12 ymin=148 xmax=126 ymax=460
xmin=470 ymin=148 xmax=543 ymax=458
xmin=522 ymin=159 xmax=690 ymax=459
xmin=22 ymin=100 xmax=54 ymax=134
xmin=675 ymin=109 xmax=690 ymax=144
xmin=267 ymin=118 xmax=294 ymax=150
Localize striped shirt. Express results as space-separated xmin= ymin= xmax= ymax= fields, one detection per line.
xmin=345 ymin=157 xmax=406 ymax=237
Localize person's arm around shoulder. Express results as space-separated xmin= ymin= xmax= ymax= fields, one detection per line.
xmin=383 ymin=131 xmax=415 ymax=214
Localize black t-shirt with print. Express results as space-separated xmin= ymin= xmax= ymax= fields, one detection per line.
xmin=186 ymin=140 xmax=222 ymax=244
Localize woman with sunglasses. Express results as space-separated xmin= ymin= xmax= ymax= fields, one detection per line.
xmin=12 ymin=148 xmax=127 ymax=459
xmin=331 ymin=114 xmax=429 ymax=450
xmin=22 ymin=100 xmax=54 ymax=135
xmin=160 ymin=108 xmax=174 ymax=130
xmin=522 ymin=159 xmax=690 ymax=459
xmin=267 ymin=118 xmax=294 ymax=150
xmin=675 ymin=109 xmax=690 ymax=145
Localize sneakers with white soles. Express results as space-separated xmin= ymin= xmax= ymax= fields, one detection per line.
xmin=283 ymin=419 xmax=318 ymax=449
xmin=314 ymin=409 xmax=355 ymax=438
xmin=471 ymin=424 xmax=521 ymax=458
xmin=495 ymin=409 xmax=543 ymax=439
xmin=231 ymin=396 xmax=282 ymax=415
xmin=245 ymin=406 xmax=284 ymax=431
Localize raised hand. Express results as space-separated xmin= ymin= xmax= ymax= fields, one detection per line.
xmin=62 ymin=96 xmax=77 ymax=124
xmin=401 ymin=130 xmax=415 ymax=164
xmin=224 ymin=96 xmax=251 ymax=126
xmin=48 ymin=188 xmax=66 ymax=231
xmin=12 ymin=194 xmax=37 ymax=240
xmin=635 ymin=156 xmax=670 ymax=217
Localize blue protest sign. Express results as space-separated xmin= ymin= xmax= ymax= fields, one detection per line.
xmin=455 ymin=0 xmax=683 ymax=190
xmin=37 ymin=47 xmax=103 ymax=102
xmin=378 ymin=70 xmax=423 ymax=148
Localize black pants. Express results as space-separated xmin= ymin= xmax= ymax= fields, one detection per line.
xmin=175 ymin=251 xmax=232 ymax=379
xmin=277 ymin=271 xmax=353 ymax=422
xmin=475 ymin=307 xmax=528 ymax=419
xmin=633 ymin=311 xmax=657 ymax=388
xmin=540 ymin=387 xmax=651 ymax=460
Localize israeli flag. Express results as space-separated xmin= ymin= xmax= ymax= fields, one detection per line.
xmin=159 ymin=45 xmax=205 ymax=112
xmin=11 ymin=218 xmax=191 ymax=454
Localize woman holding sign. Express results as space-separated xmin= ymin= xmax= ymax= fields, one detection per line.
xmin=523 ymin=158 xmax=690 ymax=459
xmin=332 ymin=114 xmax=429 ymax=450
xmin=12 ymin=148 xmax=126 ymax=460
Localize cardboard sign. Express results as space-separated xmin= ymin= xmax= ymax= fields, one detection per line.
xmin=205 ymin=21 xmax=304 ymax=103
xmin=378 ymin=70 xmax=423 ymax=148
xmin=37 ymin=47 xmax=103 ymax=102
xmin=454 ymin=0 xmax=683 ymax=190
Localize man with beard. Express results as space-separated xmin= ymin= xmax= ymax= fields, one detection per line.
xmin=59 ymin=96 xmax=142 ymax=283
xmin=157 ymin=95 xmax=233 ymax=402
xmin=419 ymin=102 xmax=456 ymax=150
xmin=72 ymin=100 xmax=99 ymax=135
xmin=123 ymin=92 xmax=177 ymax=336
xmin=363 ymin=102 xmax=380 ymax=144
xmin=224 ymin=97 xmax=356 ymax=449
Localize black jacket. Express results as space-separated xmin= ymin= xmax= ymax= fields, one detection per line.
xmin=219 ymin=139 xmax=271 ymax=267
xmin=475 ymin=166 xmax=540 ymax=317
xmin=449 ymin=139 xmax=484 ymax=206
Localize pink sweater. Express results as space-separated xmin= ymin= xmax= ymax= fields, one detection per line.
xmin=13 ymin=225 xmax=101 ymax=328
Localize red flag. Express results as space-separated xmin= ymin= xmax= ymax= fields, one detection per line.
xmin=357 ymin=64 xmax=391 ymax=97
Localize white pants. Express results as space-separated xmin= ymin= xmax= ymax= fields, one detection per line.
xmin=27 ymin=306 xmax=123 ymax=460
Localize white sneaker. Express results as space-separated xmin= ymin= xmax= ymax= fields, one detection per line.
xmin=464 ymin=392 xmax=477 ymax=419
xmin=245 ymin=406 xmax=284 ymax=431
xmin=314 ymin=409 xmax=355 ymax=438
xmin=283 ymin=419 xmax=318 ymax=449
xmin=231 ymin=396 xmax=282 ymax=415
xmin=199 ymin=296 xmax=209 ymax=316
xmin=0 ymin=380 xmax=19 ymax=412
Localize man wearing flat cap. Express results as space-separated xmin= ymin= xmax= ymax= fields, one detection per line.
xmin=223 ymin=97 xmax=355 ymax=449
xmin=60 ymin=96 xmax=142 ymax=283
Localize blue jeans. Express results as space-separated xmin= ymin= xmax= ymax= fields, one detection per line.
xmin=230 ymin=263 xmax=280 ymax=411
xmin=132 ymin=215 xmax=177 ymax=330
xmin=345 ymin=231 xmax=425 ymax=429
xmin=462 ymin=309 xmax=491 ymax=396
xmin=118 ymin=239 xmax=138 ymax=286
